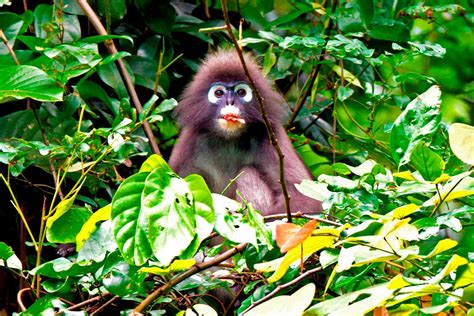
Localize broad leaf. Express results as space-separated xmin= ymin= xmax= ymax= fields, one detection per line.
xmin=111 ymin=172 xmax=152 ymax=266
xmin=449 ymin=123 xmax=474 ymax=165
xmin=143 ymin=169 xmax=196 ymax=266
xmin=390 ymin=86 xmax=442 ymax=166
xmin=276 ymin=220 xmax=317 ymax=253
xmin=246 ymin=283 xmax=315 ymax=316
xmin=0 ymin=66 xmax=63 ymax=103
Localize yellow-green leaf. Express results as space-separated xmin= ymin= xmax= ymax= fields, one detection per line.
xmin=267 ymin=232 xmax=337 ymax=283
xmin=140 ymin=258 xmax=196 ymax=275
xmin=393 ymin=171 xmax=416 ymax=181
xmin=454 ymin=262 xmax=474 ymax=289
xmin=139 ymin=154 xmax=172 ymax=173
xmin=332 ymin=65 xmax=363 ymax=88
xmin=387 ymin=204 xmax=420 ymax=219
xmin=76 ymin=204 xmax=111 ymax=250
xmin=46 ymin=197 xmax=75 ymax=230
xmin=449 ymin=123 xmax=474 ymax=165
xmin=421 ymin=239 xmax=457 ymax=259
xmin=429 ymin=254 xmax=468 ymax=284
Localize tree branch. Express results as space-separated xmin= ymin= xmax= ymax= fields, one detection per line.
xmin=76 ymin=0 xmax=161 ymax=155
xmin=220 ymin=0 xmax=293 ymax=222
xmin=132 ymin=243 xmax=248 ymax=314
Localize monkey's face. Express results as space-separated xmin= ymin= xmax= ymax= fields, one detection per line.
xmin=207 ymin=82 xmax=254 ymax=137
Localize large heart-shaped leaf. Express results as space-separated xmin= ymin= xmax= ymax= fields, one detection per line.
xmin=142 ymin=169 xmax=196 ymax=266
xmin=111 ymin=172 xmax=152 ymax=266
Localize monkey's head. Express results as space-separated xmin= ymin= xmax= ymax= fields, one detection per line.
xmin=175 ymin=49 xmax=284 ymax=139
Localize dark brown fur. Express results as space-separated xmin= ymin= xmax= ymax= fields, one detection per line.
xmin=169 ymin=50 xmax=321 ymax=215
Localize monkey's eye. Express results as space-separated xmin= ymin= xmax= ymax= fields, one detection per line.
xmin=236 ymin=89 xmax=246 ymax=97
xmin=234 ymin=83 xmax=253 ymax=103
xmin=214 ymin=89 xmax=224 ymax=98
xmin=208 ymin=85 xmax=226 ymax=103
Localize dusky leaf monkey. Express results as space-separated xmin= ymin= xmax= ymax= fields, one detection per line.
xmin=169 ymin=49 xmax=321 ymax=215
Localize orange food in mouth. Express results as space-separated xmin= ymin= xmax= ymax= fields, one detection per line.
xmin=222 ymin=113 xmax=245 ymax=124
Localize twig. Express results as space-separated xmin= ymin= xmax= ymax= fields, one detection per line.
xmin=91 ymin=295 xmax=119 ymax=315
xmin=0 ymin=30 xmax=20 ymax=65
xmin=220 ymin=0 xmax=293 ymax=222
xmin=288 ymin=0 xmax=338 ymax=125
xmin=133 ymin=243 xmax=248 ymax=313
xmin=68 ymin=292 xmax=110 ymax=311
xmin=199 ymin=25 xmax=227 ymax=32
xmin=76 ymin=0 xmax=161 ymax=155
xmin=241 ymin=266 xmax=322 ymax=315
xmin=264 ymin=212 xmax=342 ymax=227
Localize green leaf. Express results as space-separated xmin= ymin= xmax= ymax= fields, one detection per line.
xmin=111 ymin=172 xmax=152 ymax=266
xmin=0 ymin=242 xmax=22 ymax=270
xmin=0 ymin=12 xmax=24 ymax=55
xmin=390 ymin=86 xmax=442 ymax=166
xmin=295 ymin=180 xmax=331 ymax=202
xmin=212 ymin=194 xmax=257 ymax=245
xmin=139 ymin=154 xmax=172 ymax=173
xmin=31 ymin=257 xmax=100 ymax=278
xmin=142 ymin=169 xmax=196 ymax=266
xmin=46 ymin=206 xmax=93 ymax=243
xmin=0 ymin=110 xmax=41 ymax=140
xmin=103 ymin=261 xmax=146 ymax=296
xmin=356 ymin=0 xmax=374 ymax=26
xmin=134 ymin=0 xmax=176 ymax=34
xmin=0 ymin=66 xmax=63 ymax=103
xmin=97 ymin=0 xmax=127 ymax=21
xmin=409 ymin=142 xmax=445 ymax=181
xmin=184 ymin=174 xmax=215 ymax=243
xmin=337 ymin=86 xmax=354 ymax=101
xmin=368 ymin=19 xmax=410 ymax=42
xmin=77 ymin=221 xmax=117 ymax=263
xmin=305 ymin=276 xmax=407 ymax=315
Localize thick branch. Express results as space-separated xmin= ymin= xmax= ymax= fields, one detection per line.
xmin=220 ymin=0 xmax=293 ymax=222
xmin=76 ymin=0 xmax=161 ymax=155
xmin=133 ymin=243 xmax=248 ymax=314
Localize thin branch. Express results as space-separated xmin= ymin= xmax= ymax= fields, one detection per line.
xmin=133 ymin=243 xmax=248 ymax=314
xmin=90 ymin=295 xmax=119 ymax=315
xmin=76 ymin=0 xmax=161 ymax=155
xmin=264 ymin=212 xmax=342 ymax=227
xmin=0 ymin=30 xmax=20 ymax=65
xmin=288 ymin=0 xmax=338 ymax=125
xmin=220 ymin=0 xmax=293 ymax=222
xmin=241 ymin=266 xmax=322 ymax=315
xmin=68 ymin=292 xmax=110 ymax=311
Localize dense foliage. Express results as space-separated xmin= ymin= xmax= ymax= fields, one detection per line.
xmin=0 ymin=0 xmax=472 ymax=315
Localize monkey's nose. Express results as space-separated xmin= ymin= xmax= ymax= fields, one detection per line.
xmin=226 ymin=92 xmax=235 ymax=105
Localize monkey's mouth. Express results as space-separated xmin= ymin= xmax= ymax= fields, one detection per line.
xmin=221 ymin=113 xmax=246 ymax=124
xmin=217 ymin=105 xmax=246 ymax=133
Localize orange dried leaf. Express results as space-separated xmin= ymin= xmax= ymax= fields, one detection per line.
xmin=276 ymin=220 xmax=318 ymax=253
xmin=373 ymin=306 xmax=389 ymax=316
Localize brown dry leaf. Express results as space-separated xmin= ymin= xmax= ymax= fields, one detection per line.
xmin=276 ymin=220 xmax=318 ymax=253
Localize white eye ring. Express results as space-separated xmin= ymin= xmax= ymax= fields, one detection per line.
xmin=208 ymin=85 xmax=226 ymax=104
xmin=234 ymin=83 xmax=252 ymax=103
